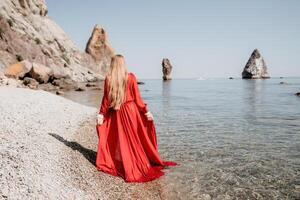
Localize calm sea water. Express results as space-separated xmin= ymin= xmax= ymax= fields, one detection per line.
xmin=64 ymin=78 xmax=300 ymax=199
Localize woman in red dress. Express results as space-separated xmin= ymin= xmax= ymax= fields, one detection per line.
xmin=95 ymin=54 xmax=177 ymax=183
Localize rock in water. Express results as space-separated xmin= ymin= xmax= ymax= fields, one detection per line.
xmin=162 ymin=58 xmax=172 ymax=80
xmin=279 ymin=81 xmax=288 ymax=85
xmin=242 ymin=49 xmax=270 ymax=79
xmin=75 ymin=86 xmax=85 ymax=92
xmin=137 ymin=81 xmax=145 ymax=85
xmin=85 ymin=25 xmax=115 ymax=75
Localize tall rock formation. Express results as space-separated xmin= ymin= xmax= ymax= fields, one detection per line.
xmin=0 ymin=0 xmax=108 ymax=85
xmin=85 ymin=25 xmax=114 ymax=75
xmin=242 ymin=49 xmax=270 ymax=79
xmin=162 ymin=58 xmax=172 ymax=80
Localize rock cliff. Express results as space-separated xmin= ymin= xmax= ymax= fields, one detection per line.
xmin=0 ymin=0 xmax=113 ymax=88
xmin=242 ymin=49 xmax=270 ymax=79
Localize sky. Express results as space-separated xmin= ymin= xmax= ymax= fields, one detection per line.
xmin=47 ymin=0 xmax=300 ymax=79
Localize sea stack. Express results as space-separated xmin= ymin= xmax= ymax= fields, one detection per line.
xmin=85 ymin=25 xmax=115 ymax=75
xmin=162 ymin=58 xmax=172 ymax=80
xmin=242 ymin=49 xmax=270 ymax=79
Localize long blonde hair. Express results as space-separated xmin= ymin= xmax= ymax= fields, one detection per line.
xmin=107 ymin=54 xmax=128 ymax=110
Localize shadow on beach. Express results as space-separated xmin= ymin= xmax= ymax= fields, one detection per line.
xmin=48 ymin=133 xmax=96 ymax=166
xmin=48 ymin=130 xmax=170 ymax=199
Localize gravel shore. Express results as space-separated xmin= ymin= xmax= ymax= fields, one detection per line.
xmin=0 ymin=87 xmax=97 ymax=199
xmin=0 ymin=87 xmax=176 ymax=200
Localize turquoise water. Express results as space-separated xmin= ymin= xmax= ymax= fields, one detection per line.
xmin=65 ymin=78 xmax=300 ymax=199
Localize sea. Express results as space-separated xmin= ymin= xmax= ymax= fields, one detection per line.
xmin=63 ymin=77 xmax=300 ymax=199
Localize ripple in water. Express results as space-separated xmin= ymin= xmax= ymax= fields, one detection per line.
xmin=64 ymin=78 xmax=300 ymax=199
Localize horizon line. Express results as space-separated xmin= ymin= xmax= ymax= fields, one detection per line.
xmin=138 ymin=76 xmax=300 ymax=80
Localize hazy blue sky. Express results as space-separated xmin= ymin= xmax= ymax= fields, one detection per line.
xmin=47 ymin=0 xmax=300 ymax=79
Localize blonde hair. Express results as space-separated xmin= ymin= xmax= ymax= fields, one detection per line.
xmin=107 ymin=54 xmax=128 ymax=110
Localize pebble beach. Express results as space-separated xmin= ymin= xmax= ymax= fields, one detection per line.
xmin=0 ymin=87 xmax=179 ymax=200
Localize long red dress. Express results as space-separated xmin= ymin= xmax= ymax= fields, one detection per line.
xmin=95 ymin=72 xmax=177 ymax=183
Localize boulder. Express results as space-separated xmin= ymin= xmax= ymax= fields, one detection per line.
xmin=29 ymin=63 xmax=53 ymax=83
xmin=295 ymin=92 xmax=300 ymax=97
xmin=162 ymin=58 xmax=172 ymax=80
xmin=85 ymin=83 xmax=95 ymax=87
xmin=51 ymin=78 xmax=75 ymax=90
xmin=50 ymin=65 xmax=69 ymax=79
xmin=75 ymin=86 xmax=85 ymax=92
xmin=23 ymin=77 xmax=39 ymax=89
xmin=242 ymin=49 xmax=270 ymax=79
xmin=56 ymin=90 xmax=64 ymax=95
xmin=4 ymin=60 xmax=32 ymax=79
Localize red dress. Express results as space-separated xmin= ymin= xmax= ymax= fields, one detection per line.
xmin=96 ymin=72 xmax=177 ymax=183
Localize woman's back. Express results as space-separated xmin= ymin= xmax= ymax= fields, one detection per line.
xmin=101 ymin=72 xmax=148 ymax=116
xmin=96 ymin=58 xmax=177 ymax=183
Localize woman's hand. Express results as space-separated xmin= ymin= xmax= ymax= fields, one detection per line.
xmin=145 ymin=111 xmax=154 ymax=121
xmin=97 ymin=114 xmax=104 ymax=125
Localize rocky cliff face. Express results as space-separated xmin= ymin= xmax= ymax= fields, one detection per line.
xmin=0 ymin=0 xmax=113 ymax=87
xmin=242 ymin=49 xmax=270 ymax=79
xmin=162 ymin=58 xmax=172 ymax=80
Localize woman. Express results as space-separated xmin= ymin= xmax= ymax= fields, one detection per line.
xmin=96 ymin=54 xmax=177 ymax=183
